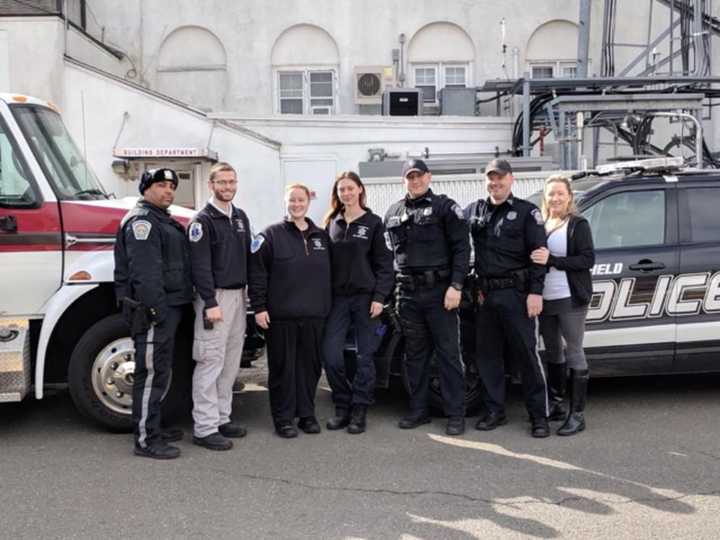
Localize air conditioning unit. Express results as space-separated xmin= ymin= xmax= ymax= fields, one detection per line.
xmin=354 ymin=66 xmax=395 ymax=105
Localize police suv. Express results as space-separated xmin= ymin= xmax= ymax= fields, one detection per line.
xmin=355 ymin=157 xmax=720 ymax=412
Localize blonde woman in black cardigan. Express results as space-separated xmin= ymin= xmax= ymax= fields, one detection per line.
xmin=531 ymin=175 xmax=595 ymax=436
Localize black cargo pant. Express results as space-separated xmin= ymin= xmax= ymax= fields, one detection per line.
xmin=475 ymin=288 xmax=548 ymax=419
xmin=132 ymin=305 xmax=183 ymax=449
xmin=397 ymin=281 xmax=465 ymax=418
xmin=266 ymin=318 xmax=324 ymax=425
xmin=322 ymin=293 xmax=381 ymax=413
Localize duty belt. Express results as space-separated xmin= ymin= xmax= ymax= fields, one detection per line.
xmin=397 ymin=269 xmax=451 ymax=288
xmin=478 ymin=268 xmax=530 ymax=292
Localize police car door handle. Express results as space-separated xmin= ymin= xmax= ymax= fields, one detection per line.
xmin=629 ymin=260 xmax=665 ymax=272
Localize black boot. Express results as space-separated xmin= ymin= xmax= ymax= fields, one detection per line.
xmin=347 ymin=405 xmax=367 ymax=434
xmin=547 ymin=362 xmax=567 ymax=421
xmin=557 ymin=369 xmax=588 ymax=436
xmin=326 ymin=409 xmax=350 ymax=430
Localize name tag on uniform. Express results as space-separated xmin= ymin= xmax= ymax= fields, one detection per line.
xmin=387 ymin=216 xmax=401 ymax=226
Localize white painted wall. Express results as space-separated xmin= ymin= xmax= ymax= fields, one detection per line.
xmin=61 ymin=62 xmax=283 ymax=229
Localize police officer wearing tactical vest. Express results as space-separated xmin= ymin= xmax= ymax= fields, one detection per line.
xmin=114 ymin=168 xmax=193 ymax=459
xmin=465 ymin=158 xmax=550 ymax=438
xmin=188 ymin=162 xmax=252 ymax=451
xmin=384 ymin=159 xmax=469 ymax=436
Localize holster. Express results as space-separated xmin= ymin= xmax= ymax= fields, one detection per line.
xmin=121 ymin=297 xmax=152 ymax=336
xmin=511 ymin=268 xmax=530 ymax=293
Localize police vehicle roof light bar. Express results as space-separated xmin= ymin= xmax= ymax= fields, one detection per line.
xmin=596 ymin=156 xmax=685 ymax=175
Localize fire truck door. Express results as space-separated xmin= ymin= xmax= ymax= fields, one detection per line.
xmin=0 ymin=113 xmax=62 ymax=316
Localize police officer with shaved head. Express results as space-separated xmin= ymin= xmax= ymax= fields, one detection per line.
xmin=384 ymin=159 xmax=469 ymax=435
xmin=465 ymin=158 xmax=550 ymax=438
xmin=114 ymin=168 xmax=193 ymax=459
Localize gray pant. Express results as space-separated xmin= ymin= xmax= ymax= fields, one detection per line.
xmin=539 ymin=301 xmax=588 ymax=370
xmin=192 ymin=288 xmax=247 ymax=438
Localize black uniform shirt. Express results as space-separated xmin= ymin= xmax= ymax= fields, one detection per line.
xmin=384 ymin=189 xmax=470 ymax=286
xmin=114 ymin=199 xmax=193 ymax=322
xmin=248 ymin=218 xmax=331 ymax=320
xmin=188 ymin=200 xmax=252 ymax=309
xmin=327 ymin=210 xmax=394 ymax=302
xmin=464 ymin=194 xmax=547 ymax=295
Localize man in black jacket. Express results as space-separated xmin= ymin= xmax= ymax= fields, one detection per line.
xmin=384 ymin=159 xmax=470 ymax=436
xmin=188 ymin=162 xmax=252 ymax=451
xmin=465 ymin=158 xmax=550 ymax=438
xmin=114 ymin=168 xmax=192 ymax=459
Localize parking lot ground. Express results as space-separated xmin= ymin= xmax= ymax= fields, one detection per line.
xmin=2 ymin=365 xmax=720 ymax=539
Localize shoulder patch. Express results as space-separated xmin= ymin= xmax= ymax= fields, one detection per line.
xmin=131 ymin=220 xmax=152 ymax=241
xmin=189 ymin=222 xmax=203 ymax=243
xmin=531 ymin=208 xmax=544 ymax=226
xmin=250 ymin=234 xmax=265 ymax=254
xmin=451 ymin=203 xmax=465 ymax=220
xmin=384 ymin=231 xmax=393 ymax=251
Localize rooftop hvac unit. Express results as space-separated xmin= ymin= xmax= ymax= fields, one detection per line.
xmin=382 ymin=88 xmax=423 ymax=116
xmin=354 ymin=66 xmax=395 ymax=105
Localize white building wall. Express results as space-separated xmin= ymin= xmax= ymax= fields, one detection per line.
xmin=61 ymin=62 xmax=283 ymax=229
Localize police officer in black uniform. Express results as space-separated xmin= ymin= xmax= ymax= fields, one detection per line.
xmin=384 ymin=159 xmax=469 ymax=436
xmin=114 ymin=168 xmax=193 ymax=459
xmin=465 ymin=158 xmax=550 ymax=438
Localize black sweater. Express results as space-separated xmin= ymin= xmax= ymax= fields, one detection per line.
xmin=249 ymin=219 xmax=331 ymax=319
xmin=546 ymin=214 xmax=595 ymax=306
xmin=326 ymin=210 xmax=394 ymax=302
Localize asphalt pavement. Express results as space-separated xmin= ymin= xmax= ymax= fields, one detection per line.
xmin=2 ymin=362 xmax=720 ymax=540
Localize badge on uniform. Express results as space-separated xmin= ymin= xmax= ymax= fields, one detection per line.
xmin=131 ymin=220 xmax=152 ymax=240
xmin=235 ymin=219 xmax=245 ymax=233
xmin=422 ymin=207 xmax=433 ymax=216
xmin=452 ymin=204 xmax=465 ymax=220
xmin=311 ymin=238 xmax=326 ymax=250
xmin=506 ymin=211 xmax=517 ymax=221
xmin=531 ymin=208 xmax=545 ymax=225
xmin=189 ymin=222 xmax=203 ymax=243
xmin=250 ymin=235 xmax=265 ymax=253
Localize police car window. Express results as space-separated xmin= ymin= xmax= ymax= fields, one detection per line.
xmin=582 ymin=190 xmax=665 ymax=249
xmin=683 ymin=187 xmax=720 ymax=243
xmin=0 ymin=116 xmax=37 ymax=208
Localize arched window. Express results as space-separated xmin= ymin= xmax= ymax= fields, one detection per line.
xmin=526 ymin=20 xmax=580 ymax=78
xmin=407 ymin=22 xmax=475 ymax=105
xmin=156 ymin=26 xmax=227 ymax=111
xmin=271 ymin=24 xmax=340 ymax=115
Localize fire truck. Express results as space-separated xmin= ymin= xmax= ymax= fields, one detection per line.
xmin=0 ymin=93 xmax=261 ymax=430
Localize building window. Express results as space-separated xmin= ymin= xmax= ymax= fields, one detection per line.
xmin=414 ymin=66 xmax=437 ymax=103
xmin=277 ymin=69 xmax=335 ymax=114
xmin=279 ymin=72 xmax=304 ymax=114
xmin=413 ymin=63 xmax=469 ymax=104
xmin=529 ymin=61 xmax=579 ymax=79
xmin=444 ymin=65 xmax=467 ymax=87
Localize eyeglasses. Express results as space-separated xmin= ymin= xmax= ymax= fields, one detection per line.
xmin=213 ymin=180 xmax=237 ymax=186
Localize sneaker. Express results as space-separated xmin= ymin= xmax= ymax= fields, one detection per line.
xmin=192 ymin=431 xmax=233 ymax=451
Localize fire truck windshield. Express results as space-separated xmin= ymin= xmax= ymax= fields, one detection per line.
xmin=10 ymin=104 xmax=108 ymax=201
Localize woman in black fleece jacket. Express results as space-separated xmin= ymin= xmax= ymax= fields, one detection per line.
xmin=531 ymin=175 xmax=595 ymax=436
xmin=249 ymin=183 xmax=331 ymax=439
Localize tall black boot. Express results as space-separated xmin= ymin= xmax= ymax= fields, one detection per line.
xmin=557 ymin=369 xmax=588 ymax=436
xmin=547 ymin=362 xmax=567 ymax=421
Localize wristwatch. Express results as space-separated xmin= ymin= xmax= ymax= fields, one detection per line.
xmin=450 ymin=282 xmax=463 ymax=291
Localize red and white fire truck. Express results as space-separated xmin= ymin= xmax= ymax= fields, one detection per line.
xmin=0 ymin=93 xmax=260 ymax=430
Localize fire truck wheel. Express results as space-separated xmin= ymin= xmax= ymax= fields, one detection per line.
xmin=68 ymin=314 xmax=193 ymax=432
